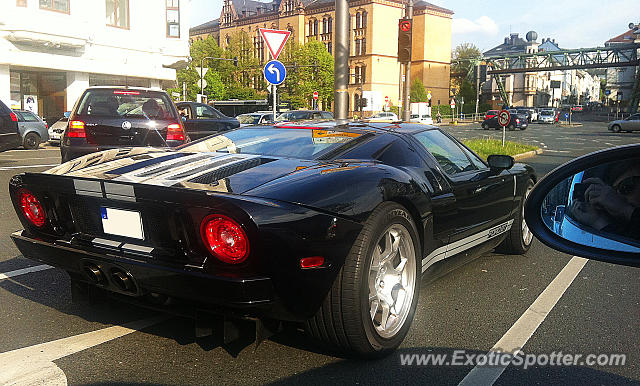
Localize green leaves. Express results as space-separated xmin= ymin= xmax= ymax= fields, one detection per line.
xmin=170 ymin=35 xmax=334 ymax=107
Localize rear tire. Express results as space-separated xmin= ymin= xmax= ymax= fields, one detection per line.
xmin=23 ymin=132 xmax=41 ymax=150
xmin=611 ymin=125 xmax=621 ymax=133
xmin=497 ymin=179 xmax=535 ymax=254
xmin=306 ymin=202 xmax=421 ymax=357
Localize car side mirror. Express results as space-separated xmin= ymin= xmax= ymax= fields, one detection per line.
xmin=524 ymin=144 xmax=640 ymax=267
xmin=487 ymin=154 xmax=514 ymax=170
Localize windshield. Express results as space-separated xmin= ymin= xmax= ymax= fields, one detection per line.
xmin=179 ymin=127 xmax=364 ymax=159
xmin=76 ymin=89 xmax=177 ymax=120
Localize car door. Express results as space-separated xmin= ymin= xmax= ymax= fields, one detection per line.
xmin=627 ymin=114 xmax=640 ymax=131
xmin=18 ymin=111 xmax=46 ymax=139
xmin=185 ymin=103 xmax=235 ymax=140
xmin=412 ymin=129 xmax=514 ymax=245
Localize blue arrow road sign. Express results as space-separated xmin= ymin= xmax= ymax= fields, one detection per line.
xmin=264 ymin=60 xmax=286 ymax=85
xmin=564 ymin=113 xmax=569 ymax=119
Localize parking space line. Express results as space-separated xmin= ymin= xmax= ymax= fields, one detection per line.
xmin=0 ymin=164 xmax=58 ymax=170
xmin=0 ymin=264 xmax=53 ymax=280
xmin=458 ymin=256 xmax=588 ymax=386
xmin=0 ymin=316 xmax=167 ymax=385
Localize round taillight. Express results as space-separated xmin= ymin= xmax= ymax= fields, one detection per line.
xmin=201 ymin=215 xmax=249 ymax=264
xmin=18 ymin=189 xmax=46 ymax=227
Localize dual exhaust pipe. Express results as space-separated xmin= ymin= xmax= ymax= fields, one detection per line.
xmin=83 ymin=263 xmax=137 ymax=294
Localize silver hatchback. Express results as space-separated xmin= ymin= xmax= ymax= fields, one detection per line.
xmin=13 ymin=110 xmax=50 ymax=149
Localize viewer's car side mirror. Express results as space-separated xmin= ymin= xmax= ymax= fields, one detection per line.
xmin=524 ymin=144 xmax=640 ymax=267
xmin=487 ymin=154 xmax=514 ymax=170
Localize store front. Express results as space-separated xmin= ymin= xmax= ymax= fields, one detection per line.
xmin=10 ymin=70 xmax=66 ymax=125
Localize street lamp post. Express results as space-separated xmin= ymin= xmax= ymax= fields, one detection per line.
xmin=334 ymin=0 xmax=349 ymax=121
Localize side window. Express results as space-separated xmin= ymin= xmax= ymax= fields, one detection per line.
xmin=460 ymin=145 xmax=487 ymax=169
xmin=22 ymin=112 xmax=40 ymax=122
xmin=631 ymin=114 xmax=640 ymax=121
xmin=312 ymin=112 xmax=322 ymax=119
xmin=413 ymin=130 xmax=476 ymax=175
xmin=196 ymin=105 xmax=220 ymax=119
xmin=15 ymin=112 xmax=26 ymax=122
xmin=321 ymin=112 xmax=333 ymax=119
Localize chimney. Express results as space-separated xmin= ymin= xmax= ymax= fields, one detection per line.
xmin=552 ymin=39 xmax=555 ymax=44
xmin=504 ymin=37 xmax=509 ymax=44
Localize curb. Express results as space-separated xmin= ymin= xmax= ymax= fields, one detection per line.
xmin=513 ymin=148 xmax=543 ymax=161
xmin=558 ymin=123 xmax=583 ymax=127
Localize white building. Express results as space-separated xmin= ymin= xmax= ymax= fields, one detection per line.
xmin=0 ymin=0 xmax=191 ymax=122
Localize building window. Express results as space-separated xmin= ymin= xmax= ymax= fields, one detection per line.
xmin=39 ymin=0 xmax=69 ymax=13
xmin=106 ymin=0 xmax=129 ymax=29
xmin=328 ymin=17 xmax=333 ymax=33
xmin=327 ymin=42 xmax=332 ymax=54
xmin=166 ymin=0 xmax=180 ymax=38
xmin=355 ymin=12 xmax=361 ymax=29
xmin=361 ymin=38 xmax=366 ymax=55
xmin=314 ymin=19 xmax=318 ymax=35
xmin=355 ymin=39 xmax=361 ymax=56
xmin=362 ymin=11 xmax=367 ymax=28
xmin=17 ymin=0 xmax=27 ymax=7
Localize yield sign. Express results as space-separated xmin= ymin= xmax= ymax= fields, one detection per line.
xmin=259 ymin=28 xmax=291 ymax=60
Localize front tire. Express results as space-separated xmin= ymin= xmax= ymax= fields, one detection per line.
xmin=497 ymin=179 xmax=535 ymax=254
xmin=611 ymin=125 xmax=621 ymax=133
xmin=306 ymin=202 xmax=421 ymax=357
xmin=482 ymin=123 xmax=489 ymax=130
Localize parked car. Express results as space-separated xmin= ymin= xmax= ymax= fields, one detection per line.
xmin=539 ymin=109 xmax=555 ymax=124
xmin=516 ymin=108 xmax=533 ymax=122
xmin=61 ymin=87 xmax=186 ymax=162
xmin=608 ymin=113 xmax=640 ymax=133
xmin=175 ymin=102 xmax=240 ymax=140
xmin=10 ymin=121 xmax=535 ymax=357
xmin=481 ymin=114 xmax=528 ymax=130
xmin=410 ymin=114 xmax=434 ymax=125
xmin=367 ymin=112 xmax=399 ymax=121
xmin=484 ymin=110 xmax=499 ymax=120
xmin=236 ymin=111 xmax=274 ymax=127
xmin=48 ymin=112 xmax=70 ymax=145
xmin=0 ymin=100 xmax=22 ymax=152
xmin=13 ymin=110 xmax=49 ymax=149
xmin=275 ymin=110 xmax=333 ymax=122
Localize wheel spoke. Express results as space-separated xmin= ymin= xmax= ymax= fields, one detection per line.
xmin=394 ymin=257 xmax=407 ymax=273
xmin=370 ymin=299 xmax=379 ymax=320
xmin=378 ymin=300 xmax=391 ymax=330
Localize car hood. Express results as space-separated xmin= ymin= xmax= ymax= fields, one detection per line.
xmin=42 ymin=147 xmax=356 ymax=195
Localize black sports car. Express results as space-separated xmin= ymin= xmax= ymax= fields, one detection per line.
xmin=9 ymin=121 xmax=536 ymax=356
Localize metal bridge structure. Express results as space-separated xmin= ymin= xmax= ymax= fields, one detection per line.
xmin=453 ymin=43 xmax=640 ymax=113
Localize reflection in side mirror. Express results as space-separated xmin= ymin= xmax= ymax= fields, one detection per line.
xmin=63 ymin=111 xmax=71 ymax=118
xmin=181 ymin=116 xmax=187 ymax=122
xmin=487 ymin=154 xmax=515 ymax=170
xmin=524 ymin=144 xmax=640 ymax=266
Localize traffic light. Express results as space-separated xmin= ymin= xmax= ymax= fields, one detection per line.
xmin=397 ymin=18 xmax=412 ymax=63
xmin=233 ymin=56 xmax=238 ymax=66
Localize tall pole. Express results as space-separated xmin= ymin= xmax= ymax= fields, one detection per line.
xmin=273 ymin=85 xmax=277 ymax=120
xmin=334 ymin=0 xmax=349 ymax=121
xmin=474 ymin=65 xmax=480 ymax=121
xmin=200 ymin=57 xmax=205 ymax=96
xmin=402 ymin=0 xmax=413 ymax=122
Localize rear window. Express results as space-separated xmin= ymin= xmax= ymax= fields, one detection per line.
xmin=237 ymin=114 xmax=262 ymax=124
xmin=76 ymin=89 xmax=177 ymax=120
xmin=180 ymin=128 xmax=365 ymax=159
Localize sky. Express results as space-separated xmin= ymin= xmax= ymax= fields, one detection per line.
xmin=189 ymin=0 xmax=639 ymax=51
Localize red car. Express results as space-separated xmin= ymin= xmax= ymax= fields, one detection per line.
xmin=485 ymin=110 xmax=499 ymax=120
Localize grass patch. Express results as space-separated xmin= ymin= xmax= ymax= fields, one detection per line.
xmin=464 ymin=138 xmax=539 ymax=160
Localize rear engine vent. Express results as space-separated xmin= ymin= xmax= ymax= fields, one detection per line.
xmin=188 ymin=158 xmax=274 ymax=185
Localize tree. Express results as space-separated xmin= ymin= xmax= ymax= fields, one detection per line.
xmin=410 ymin=79 xmax=428 ymax=103
xmin=451 ymin=43 xmax=482 ymax=95
xmin=280 ymin=40 xmax=334 ymax=109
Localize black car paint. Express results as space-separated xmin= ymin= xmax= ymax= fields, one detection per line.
xmin=482 ymin=115 xmax=527 ymax=130
xmin=61 ymin=87 xmax=185 ymax=162
xmin=0 ymin=100 xmax=21 ymax=152
xmin=175 ymin=102 xmax=240 ymax=140
xmin=9 ymin=122 xmax=536 ymax=322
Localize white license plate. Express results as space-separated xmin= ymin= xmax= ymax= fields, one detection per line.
xmin=100 ymin=207 xmax=144 ymax=239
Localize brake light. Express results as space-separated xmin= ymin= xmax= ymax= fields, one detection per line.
xmin=516 ymin=119 xmax=520 ymax=123
xmin=9 ymin=112 xmax=18 ymax=122
xmin=17 ymin=189 xmax=46 ymax=227
xmin=113 ymin=90 xmax=140 ymax=95
xmin=201 ymin=215 xmax=249 ymax=264
xmin=67 ymin=120 xmax=86 ymax=138
xmin=166 ymin=123 xmax=185 ymax=141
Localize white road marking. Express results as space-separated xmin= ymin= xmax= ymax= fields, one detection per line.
xmin=458 ymin=256 xmax=588 ymax=386
xmin=0 ymin=164 xmax=58 ymax=170
xmin=0 ymin=316 xmax=167 ymax=385
xmin=0 ymin=264 xmax=53 ymax=280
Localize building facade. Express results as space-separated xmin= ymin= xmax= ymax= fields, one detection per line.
xmin=0 ymin=0 xmax=191 ymax=123
xmin=189 ymin=0 xmax=452 ymax=115
xmin=604 ymin=28 xmax=640 ymax=106
xmin=482 ymin=32 xmax=600 ymax=109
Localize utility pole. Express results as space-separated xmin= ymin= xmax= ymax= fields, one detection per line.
xmin=334 ymin=0 xmax=349 ymax=121
xmin=402 ymin=0 xmax=413 ymax=122
xmin=474 ymin=65 xmax=480 ymax=121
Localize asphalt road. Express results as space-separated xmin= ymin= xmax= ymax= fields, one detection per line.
xmin=0 ymin=123 xmax=638 ymax=385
